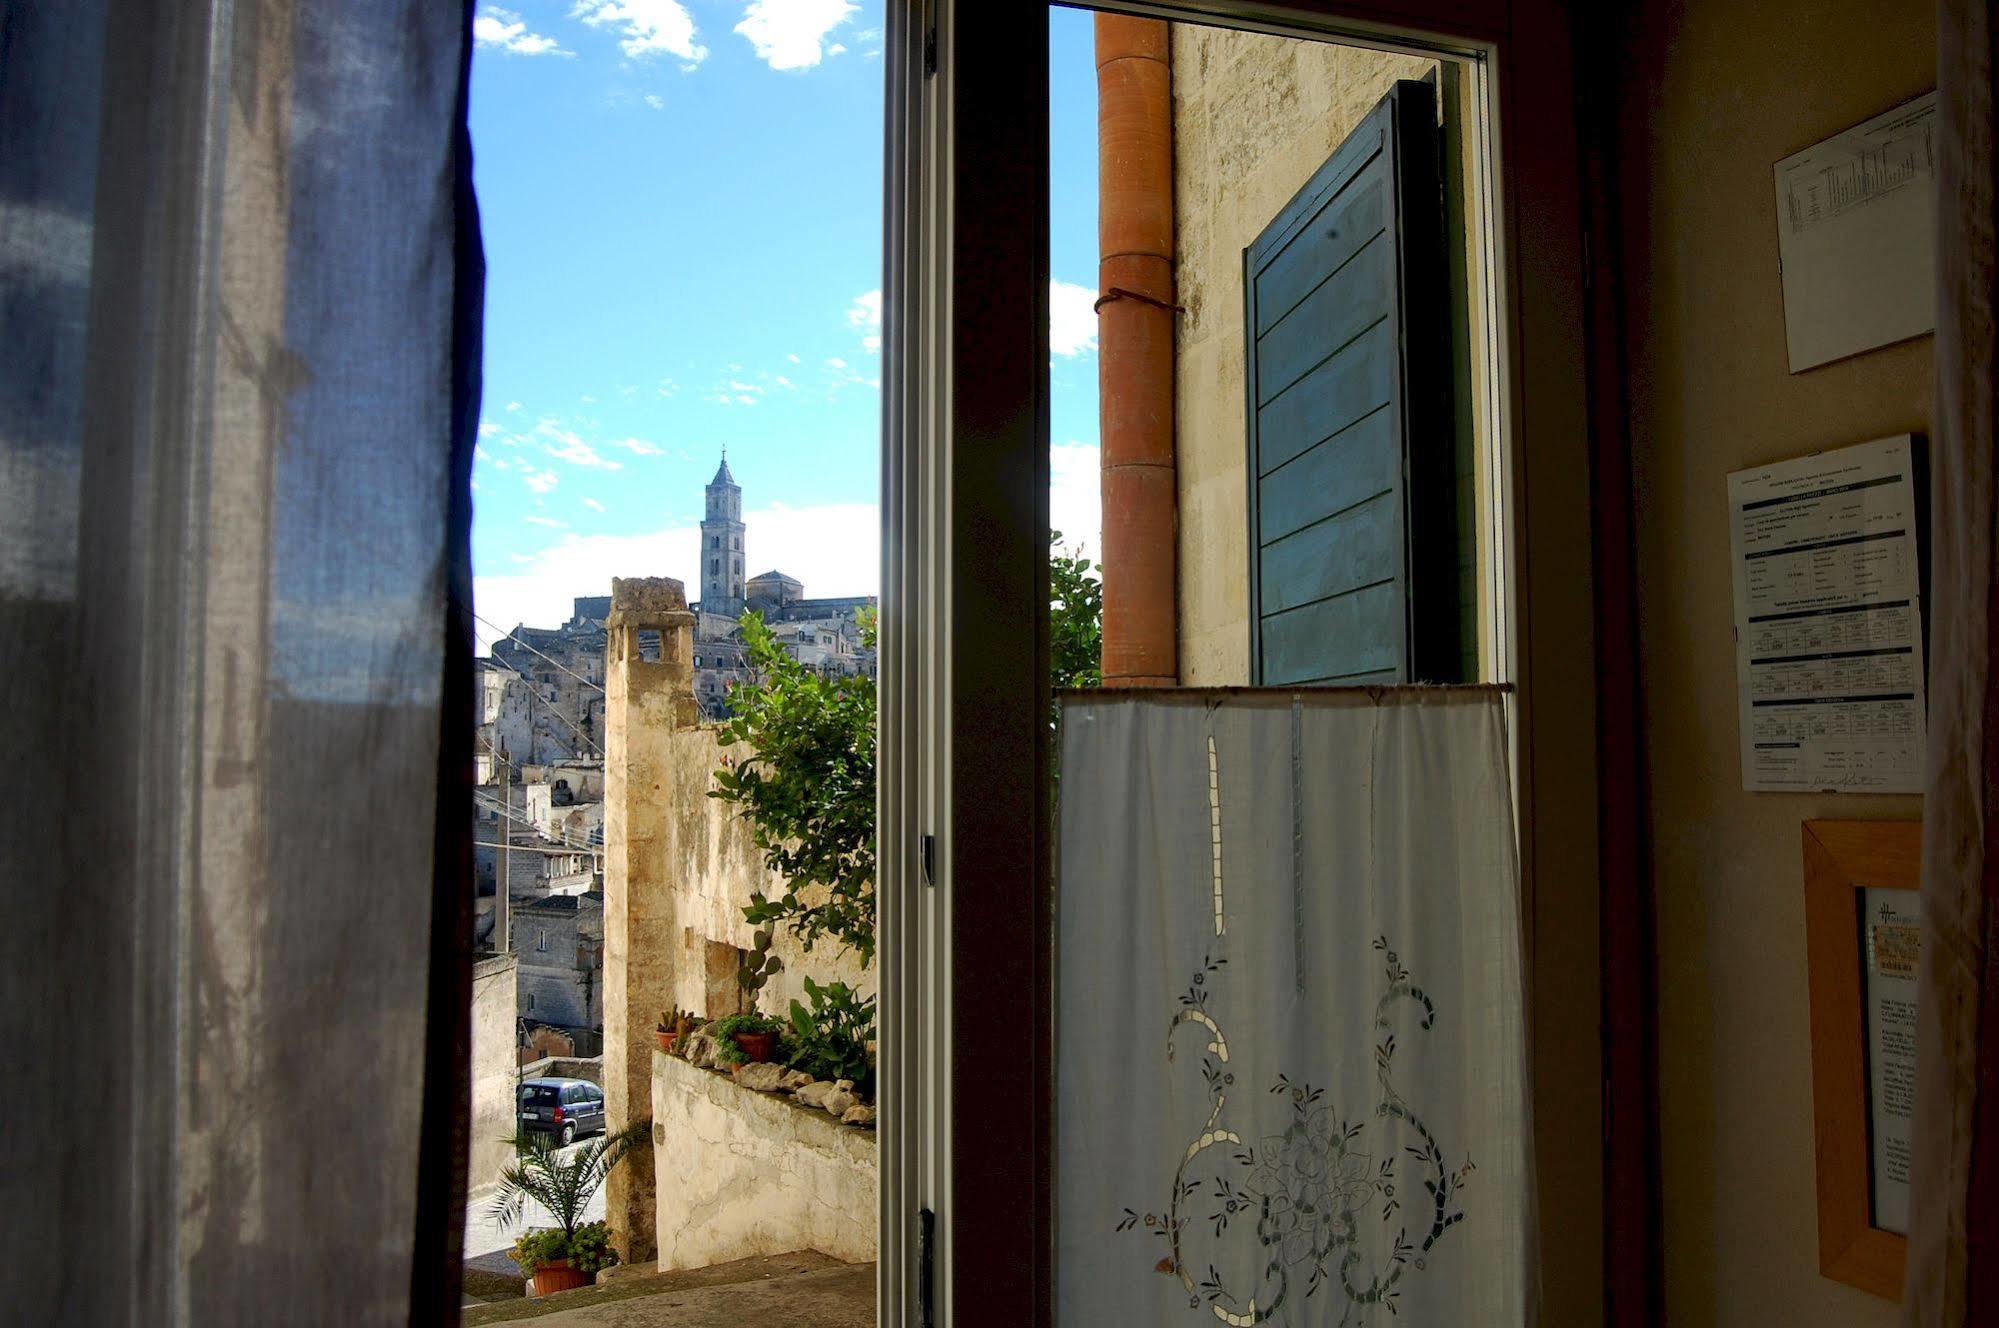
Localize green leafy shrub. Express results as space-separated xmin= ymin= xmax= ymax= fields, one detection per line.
xmin=1049 ymin=531 xmax=1103 ymax=692
xmin=711 ymin=545 xmax=1100 ymax=979
xmin=510 ymin=1221 xmax=622 ymax=1278
xmin=711 ymin=610 xmax=878 ymax=981
xmin=709 ymin=1011 xmax=786 ymax=1067
xmin=785 ymin=976 xmax=876 ymax=1097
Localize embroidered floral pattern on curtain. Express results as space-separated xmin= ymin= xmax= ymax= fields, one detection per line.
xmin=1056 ymin=690 xmax=1533 ymax=1326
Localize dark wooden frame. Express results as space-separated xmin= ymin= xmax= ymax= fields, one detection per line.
xmin=934 ymin=4 xmax=1631 ymax=1326
xmin=1242 ymin=77 xmax=1461 ymax=687
xmin=1801 ymin=819 xmax=1918 ymax=1302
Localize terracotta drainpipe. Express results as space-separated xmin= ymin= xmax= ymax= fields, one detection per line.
xmin=1095 ymin=14 xmax=1177 ymax=688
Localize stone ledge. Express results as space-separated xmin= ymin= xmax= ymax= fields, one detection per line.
xmin=659 ymin=1051 xmax=877 ymax=1146
xmin=651 ymin=1050 xmax=876 ymax=1271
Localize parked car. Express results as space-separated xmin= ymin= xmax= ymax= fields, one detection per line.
xmin=517 ymin=1077 xmax=606 ymax=1147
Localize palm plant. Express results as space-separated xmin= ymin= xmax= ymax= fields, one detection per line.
xmin=487 ymin=1119 xmax=653 ymax=1241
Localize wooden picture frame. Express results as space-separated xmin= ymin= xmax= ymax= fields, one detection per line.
xmin=1803 ymin=819 xmax=1920 ymax=1301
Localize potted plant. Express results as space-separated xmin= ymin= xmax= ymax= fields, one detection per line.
xmin=711 ymin=1011 xmax=785 ymax=1067
xmin=786 ymin=976 xmax=878 ymax=1100
xmin=656 ymin=1006 xmax=698 ymax=1054
xmin=490 ymin=1119 xmax=651 ymax=1296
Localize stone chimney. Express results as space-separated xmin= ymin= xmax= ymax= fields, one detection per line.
xmin=600 ymin=576 xmax=698 ymax=1263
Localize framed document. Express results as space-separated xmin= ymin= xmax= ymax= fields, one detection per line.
xmin=1803 ymin=819 xmax=1920 ymax=1300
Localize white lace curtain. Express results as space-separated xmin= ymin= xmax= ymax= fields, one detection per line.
xmin=1055 ymin=689 xmax=1534 ymax=1325
xmin=0 ymin=2 xmax=478 ymax=1320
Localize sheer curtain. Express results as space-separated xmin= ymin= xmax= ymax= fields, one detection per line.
xmin=1907 ymin=0 xmax=1999 ymax=1320
xmin=0 ymin=1 xmax=479 ymax=1321
xmin=1055 ymin=689 xmax=1533 ymax=1326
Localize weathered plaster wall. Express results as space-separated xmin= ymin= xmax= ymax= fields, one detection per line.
xmin=1170 ymin=27 xmax=1438 ymax=684
xmin=660 ymin=723 xmax=873 ymax=1021
xmin=604 ymin=575 xmax=872 ymax=1266
xmin=603 ymin=591 xmax=700 ymax=1263
xmin=1615 ymin=0 xmax=1932 ymax=1322
xmin=651 ymin=1052 xmax=876 ymax=1270
xmin=469 ymin=954 xmax=520 ymax=1191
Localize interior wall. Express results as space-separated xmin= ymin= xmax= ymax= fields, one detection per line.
xmin=1616 ymin=0 xmax=1934 ymax=1322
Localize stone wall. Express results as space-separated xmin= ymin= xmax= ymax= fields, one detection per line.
xmin=603 ymin=575 xmax=874 ymax=1264
xmin=1169 ymin=28 xmax=1447 ymax=683
xmin=658 ymin=723 xmax=873 ymax=1020
xmin=469 ymin=953 xmax=520 ymax=1190
xmin=651 ymin=1051 xmax=876 ymax=1270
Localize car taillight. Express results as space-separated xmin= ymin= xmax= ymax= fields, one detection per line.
xmin=553 ymin=1105 xmax=565 ymax=1123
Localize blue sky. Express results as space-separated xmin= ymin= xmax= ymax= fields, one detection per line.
xmin=470 ymin=1 xmax=1102 ymax=642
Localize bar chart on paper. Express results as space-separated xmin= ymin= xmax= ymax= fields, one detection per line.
xmin=1782 ymin=102 xmax=1935 ymax=232
xmin=1774 ymin=92 xmax=1938 ymax=372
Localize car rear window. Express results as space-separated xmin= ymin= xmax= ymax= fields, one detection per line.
xmin=521 ymin=1085 xmax=560 ymax=1106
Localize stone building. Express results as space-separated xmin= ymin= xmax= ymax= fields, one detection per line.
xmin=483 ymin=596 xmax=611 ymax=765
xmin=689 ymin=456 xmax=879 ymax=717
xmin=513 ymin=890 xmax=604 ymax=1041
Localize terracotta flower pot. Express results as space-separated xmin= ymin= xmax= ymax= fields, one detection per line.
xmin=655 ymin=1030 xmax=676 ymax=1054
xmin=732 ymin=1030 xmax=779 ymax=1064
xmin=532 ymin=1259 xmax=591 ymax=1296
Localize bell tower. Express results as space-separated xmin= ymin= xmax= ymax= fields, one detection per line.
xmin=699 ymin=449 xmax=745 ymax=616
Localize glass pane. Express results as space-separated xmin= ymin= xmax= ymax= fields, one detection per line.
xmin=1050 ymin=10 xmax=1527 ymax=1324
xmin=459 ymin=3 xmax=883 ymax=1312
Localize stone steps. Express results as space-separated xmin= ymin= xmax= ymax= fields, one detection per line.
xmin=460 ymin=1251 xmax=874 ymax=1327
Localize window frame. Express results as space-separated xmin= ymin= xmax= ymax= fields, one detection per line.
xmin=881 ymin=2 xmax=1630 ymax=1325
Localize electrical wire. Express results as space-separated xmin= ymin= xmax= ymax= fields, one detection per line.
xmin=476 ymin=612 xmax=607 ymax=694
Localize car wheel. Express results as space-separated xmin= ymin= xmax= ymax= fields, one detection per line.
xmin=560 ymin=1122 xmax=576 ymax=1147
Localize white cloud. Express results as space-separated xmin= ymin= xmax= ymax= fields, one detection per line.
xmin=826 ymin=356 xmax=848 ymax=369
xmin=478 ymin=419 xmax=503 ymax=438
xmin=644 ymin=93 xmax=666 ymax=110
xmin=1050 ymin=279 xmax=1100 ymax=357
xmin=506 ymin=401 xmax=523 ymax=412
xmin=583 ymin=497 xmax=607 ymax=512
xmin=475 ymin=7 xmax=572 ymax=55
xmin=847 ymin=288 xmax=882 ymax=352
xmin=525 ymin=514 xmax=568 ymax=528
xmin=474 ymin=501 xmax=878 ymax=649
xmin=787 ymin=353 xmax=802 ymax=364
xmin=572 ymin=0 xmax=707 ymax=62
xmin=606 ymin=436 xmax=663 ymax=455
xmin=523 ymin=468 xmax=561 ymax=494
xmin=734 ymin=0 xmax=856 ymax=70
xmin=1050 ymin=441 xmax=1102 ymax=560
xmin=535 ymin=420 xmax=624 ymax=470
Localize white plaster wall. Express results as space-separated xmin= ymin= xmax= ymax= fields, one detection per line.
xmin=469 ymin=953 xmax=520 ymax=1190
xmin=650 ymin=1051 xmax=876 ymax=1270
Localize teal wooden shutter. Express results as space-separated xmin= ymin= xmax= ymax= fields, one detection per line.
xmin=1245 ymin=79 xmax=1463 ymax=685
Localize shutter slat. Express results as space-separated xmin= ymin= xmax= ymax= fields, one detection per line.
xmin=1259 ymin=581 xmax=1402 ymax=685
xmin=1258 ymin=494 xmax=1398 ymax=616
xmin=1254 ymin=318 xmax=1393 ymax=477
xmin=1257 ymin=405 xmax=1396 ymax=543
xmin=1244 ymin=79 xmax=1463 ymax=686
xmin=1254 ymin=231 xmax=1393 ymax=406
xmin=1253 ymin=173 xmax=1389 ymax=337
